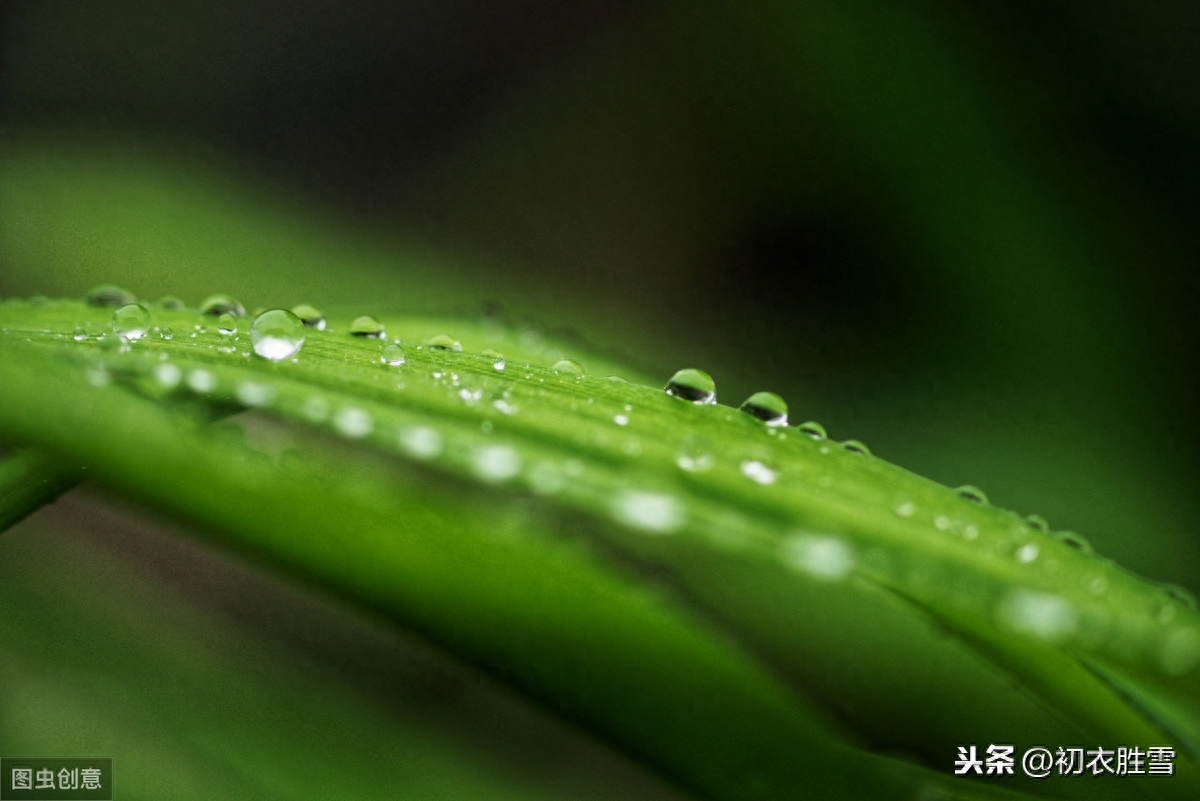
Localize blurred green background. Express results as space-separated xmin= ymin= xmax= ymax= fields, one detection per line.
xmin=2 ymin=1 xmax=1198 ymax=796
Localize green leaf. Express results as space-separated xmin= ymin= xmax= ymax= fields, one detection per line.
xmin=2 ymin=296 xmax=1195 ymax=799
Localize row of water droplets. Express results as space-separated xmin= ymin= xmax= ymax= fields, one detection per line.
xmin=78 ymin=286 xmax=1200 ymax=675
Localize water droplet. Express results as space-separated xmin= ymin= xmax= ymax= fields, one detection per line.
xmin=380 ymin=343 xmax=406 ymax=366
xmin=664 ymin=368 xmax=716 ymax=404
xmin=1052 ymin=531 xmax=1092 ymax=553
xmin=235 ymin=381 xmax=275 ymax=408
xmin=470 ymin=444 xmax=521 ymax=483
xmin=423 ymin=333 xmax=461 ymax=350
xmin=155 ymin=295 xmax=185 ymax=310
xmin=1016 ymin=543 xmax=1040 ymax=563
xmin=333 ymin=407 xmax=373 ymax=439
xmin=613 ymin=413 xmax=629 ymax=426
xmin=72 ymin=326 xmax=88 ymax=341
xmin=199 ymin=294 xmax=245 ymax=317
xmin=492 ymin=399 xmax=518 ymax=415
xmin=349 ymin=315 xmax=385 ymax=338
xmin=675 ymin=436 xmax=714 ymax=472
xmin=158 ymin=326 xmax=173 ymax=340
xmin=153 ymin=362 xmax=182 ymax=389
xmin=612 ymin=491 xmax=683 ymax=534
xmin=1159 ymin=584 xmax=1198 ymax=611
xmin=841 ymin=440 xmax=870 ymax=456
xmin=290 ymin=303 xmax=326 ymax=330
xmin=1159 ymin=628 xmax=1200 ymax=676
xmin=552 ymin=359 xmax=584 ymax=376
xmin=739 ymin=391 xmax=788 ymax=426
xmin=894 ymin=501 xmax=916 ymax=517
xmin=458 ymin=387 xmax=483 ymax=404
xmin=956 ymin=485 xmax=988 ymax=505
xmin=780 ymin=534 xmax=855 ymax=580
xmin=1024 ymin=514 xmax=1050 ymax=532
xmin=933 ymin=515 xmax=951 ymax=531
xmin=186 ymin=368 xmax=217 ymax=394
xmin=250 ymin=309 xmax=306 ymax=361
xmin=997 ymin=590 xmax=1077 ymax=642
xmin=796 ymin=421 xmax=827 ymax=440
xmin=112 ymin=303 xmax=151 ymax=341
xmin=484 ymin=350 xmax=506 ymax=371
xmin=740 ymin=460 xmax=778 ymax=485
xmin=85 ymin=285 xmax=136 ymax=307
xmin=398 ymin=426 xmax=443 ymax=459
xmin=216 ymin=312 xmax=238 ymax=335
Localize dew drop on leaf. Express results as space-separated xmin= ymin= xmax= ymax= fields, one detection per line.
xmin=72 ymin=326 xmax=87 ymax=341
xmin=216 ymin=312 xmax=238 ymax=335
xmin=780 ymin=534 xmax=855 ymax=580
xmin=186 ymin=368 xmax=217 ymax=394
xmin=155 ymin=295 xmax=186 ymax=310
xmin=380 ymin=343 xmax=406 ymax=366
xmin=333 ymin=406 xmax=373 ymax=439
xmin=955 ymin=485 xmax=988 ymax=505
xmin=796 ymin=421 xmax=827 ymax=440
xmin=470 ymin=444 xmax=522 ymax=483
xmin=738 ymin=391 xmax=788 ymax=427
xmin=552 ymin=359 xmax=584 ymax=376
xmin=481 ymin=349 xmax=506 ymax=371
xmin=664 ymin=368 xmax=716 ymax=404
xmin=291 ymin=303 xmax=326 ymax=330
xmin=423 ymin=333 xmax=461 ymax=350
xmin=250 ymin=309 xmax=306 ymax=361
xmin=200 ymin=294 xmax=245 ymax=317
xmin=235 ymin=381 xmax=275 ymax=408
xmin=612 ymin=491 xmax=683 ymax=534
xmin=153 ymin=362 xmax=181 ymax=389
xmin=1025 ymin=514 xmax=1050 ymax=532
xmin=1015 ymin=543 xmax=1040 ymax=563
xmin=996 ymin=590 xmax=1077 ymax=642
xmin=85 ymin=284 xmax=136 ymax=307
xmin=1052 ymin=531 xmax=1092 ymax=553
xmin=349 ymin=315 xmax=385 ymax=338
xmin=740 ymin=460 xmax=778 ymax=485
xmin=112 ymin=303 xmax=151 ymax=341
xmin=397 ymin=426 xmax=444 ymax=460
xmin=841 ymin=439 xmax=870 ymax=456
xmin=613 ymin=413 xmax=629 ymax=426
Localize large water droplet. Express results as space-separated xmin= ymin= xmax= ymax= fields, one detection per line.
xmin=381 ymin=343 xmax=406 ymax=366
xmin=216 ymin=312 xmax=238 ymax=335
xmin=424 ymin=334 xmax=461 ymax=350
xmin=664 ymin=368 xmax=716 ymax=404
xmin=996 ymin=590 xmax=1077 ymax=642
xmin=739 ymin=391 xmax=788 ymax=426
xmin=780 ymin=534 xmax=855 ymax=580
xmin=200 ymin=294 xmax=245 ymax=317
xmin=841 ymin=440 xmax=871 ymax=456
xmin=740 ymin=460 xmax=778 ymax=485
xmin=112 ymin=303 xmax=151 ymax=341
xmin=250 ymin=309 xmax=306 ymax=361
xmin=85 ymin=285 xmax=136 ymax=307
xmin=1052 ymin=531 xmax=1092 ymax=553
xmin=470 ymin=444 xmax=522 ymax=483
xmin=956 ymin=485 xmax=989 ymax=505
xmin=612 ymin=491 xmax=683 ymax=534
xmin=349 ymin=315 xmax=385 ymax=338
xmin=797 ymin=421 xmax=827 ymax=440
xmin=72 ymin=326 xmax=88 ymax=342
xmin=552 ymin=359 xmax=584 ymax=376
xmin=291 ymin=303 xmax=326 ymax=330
